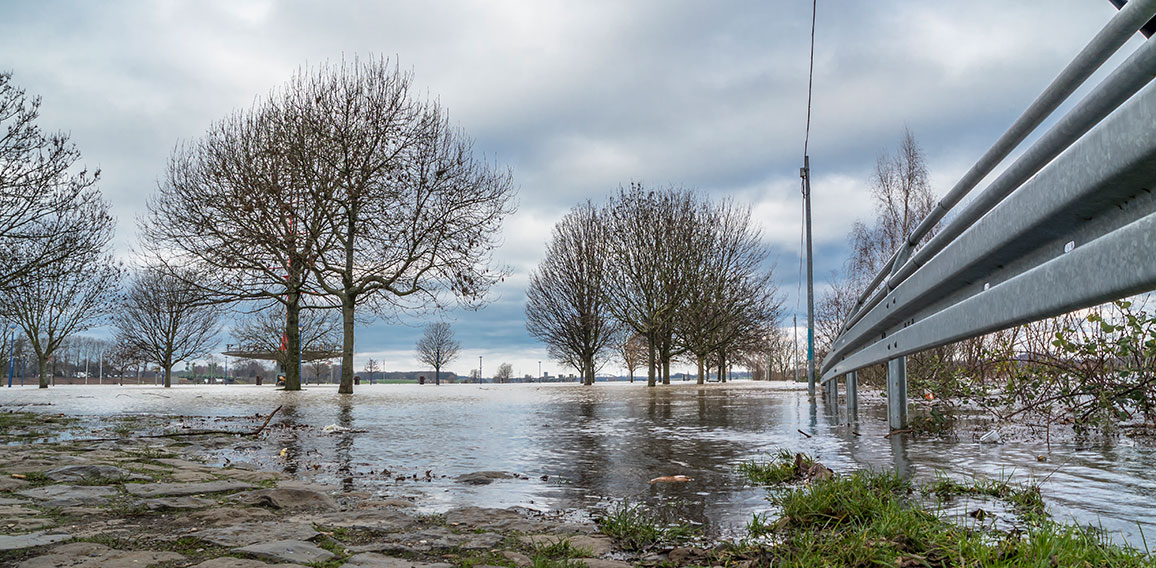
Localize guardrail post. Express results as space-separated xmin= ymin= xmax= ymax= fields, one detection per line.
xmin=824 ymin=372 xmax=838 ymax=405
xmin=887 ymin=356 xmax=907 ymax=430
xmin=824 ymin=374 xmax=839 ymax=425
xmin=846 ymin=370 xmax=858 ymax=420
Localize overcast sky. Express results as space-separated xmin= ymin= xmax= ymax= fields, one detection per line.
xmin=1 ymin=1 xmax=1138 ymax=378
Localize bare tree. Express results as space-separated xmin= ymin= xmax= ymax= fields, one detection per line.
xmin=230 ymin=302 xmax=341 ymax=372
xmin=363 ymin=358 xmax=380 ymax=383
xmin=618 ymin=332 xmax=646 ymax=384
xmin=495 ymin=362 xmax=513 ymax=383
xmin=308 ymin=359 xmax=333 ymax=384
xmin=416 ymin=322 xmax=459 ymax=386
xmin=0 ymin=72 xmax=111 ymax=294
xmin=847 ymin=128 xmax=937 ymax=285
xmin=603 ymin=184 xmax=697 ymax=387
xmin=675 ymin=200 xmax=780 ymax=384
xmin=820 ymin=130 xmax=943 ymax=387
xmin=525 ymin=202 xmax=616 ymax=386
xmin=766 ymin=326 xmax=796 ymax=380
xmin=143 ymin=95 xmax=332 ymax=392
xmin=0 ymin=250 xmax=120 ymax=388
xmin=270 ymin=58 xmax=516 ymax=395
xmin=114 ymin=267 xmax=224 ymax=388
xmin=106 ymin=339 xmax=145 ymax=385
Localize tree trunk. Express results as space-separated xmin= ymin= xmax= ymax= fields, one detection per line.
xmin=284 ymin=291 xmax=302 ymax=391
xmin=163 ymin=355 xmax=173 ymax=388
xmin=38 ymin=356 xmax=49 ymax=389
xmin=338 ymin=293 xmax=356 ymax=394
xmin=662 ymin=357 xmax=671 ymax=385
xmin=697 ymin=356 xmax=705 ymax=385
xmin=435 ymin=363 xmax=441 ymax=386
xmin=584 ymin=356 xmax=594 ymax=385
xmin=646 ymin=336 xmax=656 ymax=387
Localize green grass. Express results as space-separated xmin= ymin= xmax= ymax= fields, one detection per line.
xmin=737 ymin=465 xmax=1155 ymax=567
xmin=922 ymin=471 xmax=1048 ymax=524
xmin=746 ymin=512 xmax=774 ymax=538
xmin=597 ymin=502 xmax=697 ymax=551
xmin=307 ymin=534 xmax=352 ymax=568
xmin=738 ymin=450 xmax=815 ymax=485
xmin=529 ymin=537 xmax=592 ymax=568
xmin=531 ymin=537 xmax=592 ymax=559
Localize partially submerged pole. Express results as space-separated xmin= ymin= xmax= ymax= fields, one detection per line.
xmin=803 ymin=156 xmax=816 ymax=398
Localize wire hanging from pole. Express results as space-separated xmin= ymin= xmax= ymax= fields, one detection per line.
xmin=803 ymin=0 xmax=817 ymax=160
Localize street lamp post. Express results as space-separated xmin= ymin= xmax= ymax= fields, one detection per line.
xmin=478 ymin=356 xmax=482 ymax=382
xmin=538 ymin=361 xmax=541 ymax=383
xmin=225 ymin=344 xmax=231 ymax=386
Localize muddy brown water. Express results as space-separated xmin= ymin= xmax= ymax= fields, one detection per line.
xmin=3 ymin=381 xmax=1154 ymax=545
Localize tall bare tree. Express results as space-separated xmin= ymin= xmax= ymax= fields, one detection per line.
xmin=276 ymin=58 xmax=515 ymax=395
xmin=0 ymin=72 xmax=110 ymax=294
xmin=847 ymin=128 xmax=937 ymax=285
xmin=821 ymin=129 xmax=967 ymax=389
xmin=416 ymin=322 xmax=459 ymax=386
xmin=674 ymin=200 xmax=780 ymax=384
xmin=143 ymin=95 xmax=334 ymax=391
xmin=114 ymin=267 xmax=224 ymax=388
xmin=525 ymin=202 xmax=616 ymax=386
xmin=603 ymin=184 xmax=697 ymax=387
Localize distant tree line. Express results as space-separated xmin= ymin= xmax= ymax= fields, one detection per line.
xmin=525 ymin=184 xmax=783 ymax=386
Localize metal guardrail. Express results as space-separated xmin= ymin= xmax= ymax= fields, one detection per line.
xmin=819 ymin=0 xmax=1156 ymax=425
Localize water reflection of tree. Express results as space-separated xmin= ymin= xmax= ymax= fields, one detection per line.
xmin=278 ymin=400 xmax=302 ymax=476
xmin=335 ymin=398 xmax=355 ymax=491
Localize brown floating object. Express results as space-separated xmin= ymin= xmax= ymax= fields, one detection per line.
xmin=649 ymin=475 xmax=694 ymax=484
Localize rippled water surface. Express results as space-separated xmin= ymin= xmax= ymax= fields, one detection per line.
xmin=4 ymin=382 xmax=1154 ymax=543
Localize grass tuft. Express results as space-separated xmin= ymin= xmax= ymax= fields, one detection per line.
xmin=922 ymin=471 xmax=1048 ymax=524
xmin=597 ymin=502 xmax=697 ymax=551
xmin=738 ymin=450 xmax=816 ymax=485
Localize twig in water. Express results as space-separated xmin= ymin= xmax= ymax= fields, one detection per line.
xmin=252 ymin=405 xmax=283 ymax=437
xmin=884 ymin=428 xmax=912 ymax=439
xmin=797 ymin=429 xmax=812 ymax=438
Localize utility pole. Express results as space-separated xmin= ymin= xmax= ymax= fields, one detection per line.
xmin=802 ymin=156 xmax=816 ymax=398
xmin=793 ymin=314 xmax=799 ymax=384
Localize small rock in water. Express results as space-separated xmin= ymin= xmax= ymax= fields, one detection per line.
xmin=456 ymin=471 xmax=514 ymax=485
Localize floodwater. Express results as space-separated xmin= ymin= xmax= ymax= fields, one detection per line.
xmin=3 ymin=381 xmax=1154 ymax=544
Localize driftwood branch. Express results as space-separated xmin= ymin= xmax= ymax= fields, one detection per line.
xmin=252 ymin=405 xmax=283 ymax=436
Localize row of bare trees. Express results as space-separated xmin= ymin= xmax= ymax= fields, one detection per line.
xmin=526 ymin=184 xmax=782 ymax=386
xmin=1 ymin=59 xmax=514 ymax=391
xmin=0 ymin=72 xmax=123 ymax=388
